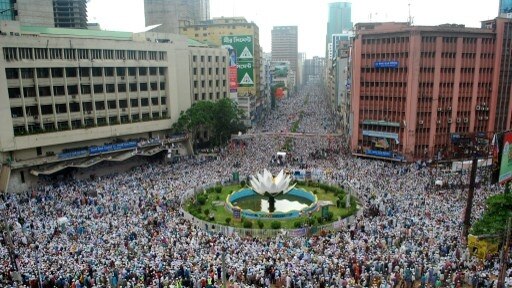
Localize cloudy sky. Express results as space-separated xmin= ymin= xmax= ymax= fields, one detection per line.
xmin=88 ymin=0 xmax=500 ymax=58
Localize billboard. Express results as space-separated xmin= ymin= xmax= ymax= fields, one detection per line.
xmin=499 ymin=131 xmax=512 ymax=184
xmin=221 ymin=35 xmax=254 ymax=88
xmin=229 ymin=66 xmax=238 ymax=92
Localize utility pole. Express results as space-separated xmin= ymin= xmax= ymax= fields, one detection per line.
xmin=462 ymin=157 xmax=478 ymax=239
xmin=497 ymin=217 xmax=511 ymax=288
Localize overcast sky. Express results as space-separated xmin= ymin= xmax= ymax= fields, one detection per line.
xmin=88 ymin=0 xmax=500 ymax=58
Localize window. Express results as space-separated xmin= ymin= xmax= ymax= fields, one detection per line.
xmin=35 ymin=48 xmax=48 ymax=59
xmin=104 ymin=50 xmax=114 ymax=59
xmin=19 ymin=48 xmax=33 ymax=60
xmin=50 ymin=48 xmax=62 ymax=59
xmin=37 ymin=68 xmax=49 ymax=78
xmin=6 ymin=68 xmax=18 ymax=79
xmin=66 ymin=68 xmax=77 ymax=77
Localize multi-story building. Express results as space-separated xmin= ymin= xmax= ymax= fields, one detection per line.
xmin=53 ymin=0 xmax=87 ymax=29
xmin=351 ymin=21 xmax=512 ymax=162
xmin=0 ymin=21 xmax=229 ymax=192
xmin=326 ymin=2 xmax=352 ymax=58
xmin=499 ymin=0 xmax=512 ymax=15
xmin=179 ymin=17 xmax=262 ymax=126
xmin=297 ymin=52 xmax=306 ymax=88
xmin=144 ymin=0 xmax=210 ymax=34
xmin=0 ymin=0 xmax=55 ymax=27
xmin=271 ymin=26 xmax=298 ymax=87
xmin=0 ymin=0 xmax=87 ymax=28
xmin=303 ymin=57 xmax=325 ymax=85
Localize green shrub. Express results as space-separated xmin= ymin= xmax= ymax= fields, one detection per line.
xmin=242 ymin=219 xmax=253 ymax=228
xmin=196 ymin=194 xmax=207 ymax=205
xmin=270 ymin=221 xmax=281 ymax=229
xmin=225 ymin=218 xmax=231 ymax=225
xmin=326 ymin=212 xmax=334 ymax=221
xmin=293 ymin=221 xmax=302 ymax=228
xmin=240 ymin=180 xmax=246 ymax=187
xmin=204 ymin=208 xmax=210 ymax=216
xmin=316 ymin=216 xmax=324 ymax=224
xmin=307 ymin=217 xmax=316 ymax=226
xmin=257 ymin=220 xmax=264 ymax=229
xmin=215 ymin=186 xmax=222 ymax=194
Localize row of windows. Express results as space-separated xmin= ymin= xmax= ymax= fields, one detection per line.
xmin=362 ymin=37 xmax=410 ymax=44
xmin=11 ymin=97 xmax=167 ymax=117
xmin=3 ymin=47 xmax=167 ymax=62
xmin=361 ymin=52 xmax=409 ymax=59
xmin=193 ymin=92 xmax=227 ymax=101
xmin=192 ymin=55 xmax=226 ymax=62
xmin=193 ymin=80 xmax=227 ymax=88
xmin=192 ymin=67 xmax=226 ymax=75
xmin=8 ymin=82 xmax=166 ymax=98
xmin=5 ymin=67 xmax=166 ymax=80
xmin=13 ymin=111 xmax=168 ymax=135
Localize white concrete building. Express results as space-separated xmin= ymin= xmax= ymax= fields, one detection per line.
xmin=0 ymin=22 xmax=229 ymax=192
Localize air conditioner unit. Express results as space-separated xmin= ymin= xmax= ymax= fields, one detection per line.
xmin=456 ymin=118 xmax=461 ymax=123
xmin=484 ymin=116 xmax=489 ymax=120
xmin=476 ymin=105 xmax=480 ymax=110
xmin=71 ymin=95 xmax=76 ymax=99
xmin=464 ymin=118 xmax=469 ymax=123
xmin=419 ymin=120 xmax=424 ymax=125
xmin=437 ymin=107 xmax=443 ymax=112
xmin=436 ymin=120 xmax=441 ymax=124
xmin=485 ymin=107 xmax=489 ymax=111
xmin=447 ymin=107 xmax=452 ymax=111
xmin=447 ymin=119 xmax=452 ymax=123
xmin=478 ymin=116 xmax=483 ymax=120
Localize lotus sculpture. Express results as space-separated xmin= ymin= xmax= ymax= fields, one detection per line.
xmin=249 ymin=169 xmax=296 ymax=212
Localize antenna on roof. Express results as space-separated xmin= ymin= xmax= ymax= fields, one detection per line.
xmin=408 ymin=0 xmax=414 ymax=26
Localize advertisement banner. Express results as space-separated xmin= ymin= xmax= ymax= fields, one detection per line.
xmin=221 ymin=35 xmax=254 ymax=88
xmin=229 ymin=66 xmax=238 ymax=92
xmin=499 ymin=131 xmax=512 ymax=184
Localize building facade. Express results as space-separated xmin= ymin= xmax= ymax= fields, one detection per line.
xmin=303 ymin=57 xmax=325 ymax=85
xmin=9 ymin=0 xmax=55 ymax=27
xmin=179 ymin=17 xmax=262 ymax=126
xmin=351 ymin=21 xmax=512 ymax=161
xmin=144 ymin=0 xmax=209 ymax=34
xmin=53 ymin=0 xmax=88 ymax=29
xmin=0 ymin=22 xmax=229 ymax=192
xmin=271 ymin=26 xmax=298 ymax=87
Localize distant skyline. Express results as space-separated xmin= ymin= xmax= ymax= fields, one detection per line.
xmin=88 ymin=0 xmax=499 ymax=58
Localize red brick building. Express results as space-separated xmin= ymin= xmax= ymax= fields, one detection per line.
xmin=350 ymin=19 xmax=512 ymax=161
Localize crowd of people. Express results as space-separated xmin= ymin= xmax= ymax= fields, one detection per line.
xmin=0 ymin=81 xmax=510 ymax=287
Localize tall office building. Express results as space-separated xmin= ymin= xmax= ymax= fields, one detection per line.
xmin=0 ymin=0 xmax=55 ymax=27
xmin=0 ymin=0 xmax=87 ymax=28
xmin=271 ymin=26 xmax=298 ymax=86
xmin=499 ymin=0 xmax=512 ymax=15
xmin=351 ymin=21 xmax=512 ymax=162
xmin=144 ymin=0 xmax=209 ymax=34
xmin=326 ymin=2 xmax=352 ymax=58
xmin=53 ymin=0 xmax=88 ymax=29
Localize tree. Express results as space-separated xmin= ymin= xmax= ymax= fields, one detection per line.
xmin=471 ymin=193 xmax=512 ymax=237
xmin=172 ymin=99 xmax=245 ymax=147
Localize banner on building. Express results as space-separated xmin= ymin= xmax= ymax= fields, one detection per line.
xmin=221 ymin=35 xmax=254 ymax=88
xmin=229 ymin=66 xmax=238 ymax=92
xmin=499 ymin=131 xmax=512 ymax=184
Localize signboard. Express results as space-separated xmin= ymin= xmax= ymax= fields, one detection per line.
xmin=229 ymin=66 xmax=238 ymax=92
xmin=362 ymin=130 xmax=399 ymax=141
xmin=499 ymin=131 xmax=512 ymax=184
xmin=232 ymin=207 xmax=242 ymax=221
xmin=374 ymin=61 xmax=399 ymax=68
xmin=221 ymin=35 xmax=254 ymax=88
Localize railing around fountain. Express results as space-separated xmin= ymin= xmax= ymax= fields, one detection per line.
xmin=179 ymin=182 xmax=363 ymax=238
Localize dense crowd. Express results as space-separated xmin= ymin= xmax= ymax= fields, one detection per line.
xmin=0 ymin=81 xmax=510 ymax=288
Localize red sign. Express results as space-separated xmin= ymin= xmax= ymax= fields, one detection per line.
xmin=229 ymin=66 xmax=238 ymax=92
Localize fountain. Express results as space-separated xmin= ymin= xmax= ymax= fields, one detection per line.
xmin=226 ymin=169 xmax=318 ymax=220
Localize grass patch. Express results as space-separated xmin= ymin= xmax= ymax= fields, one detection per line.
xmin=184 ymin=182 xmax=358 ymax=229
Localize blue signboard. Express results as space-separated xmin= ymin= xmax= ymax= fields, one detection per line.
xmin=366 ymin=149 xmax=393 ymax=158
xmin=374 ymin=61 xmax=399 ymax=68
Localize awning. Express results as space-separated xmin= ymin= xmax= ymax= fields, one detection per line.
xmin=362 ymin=130 xmax=399 ymax=141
